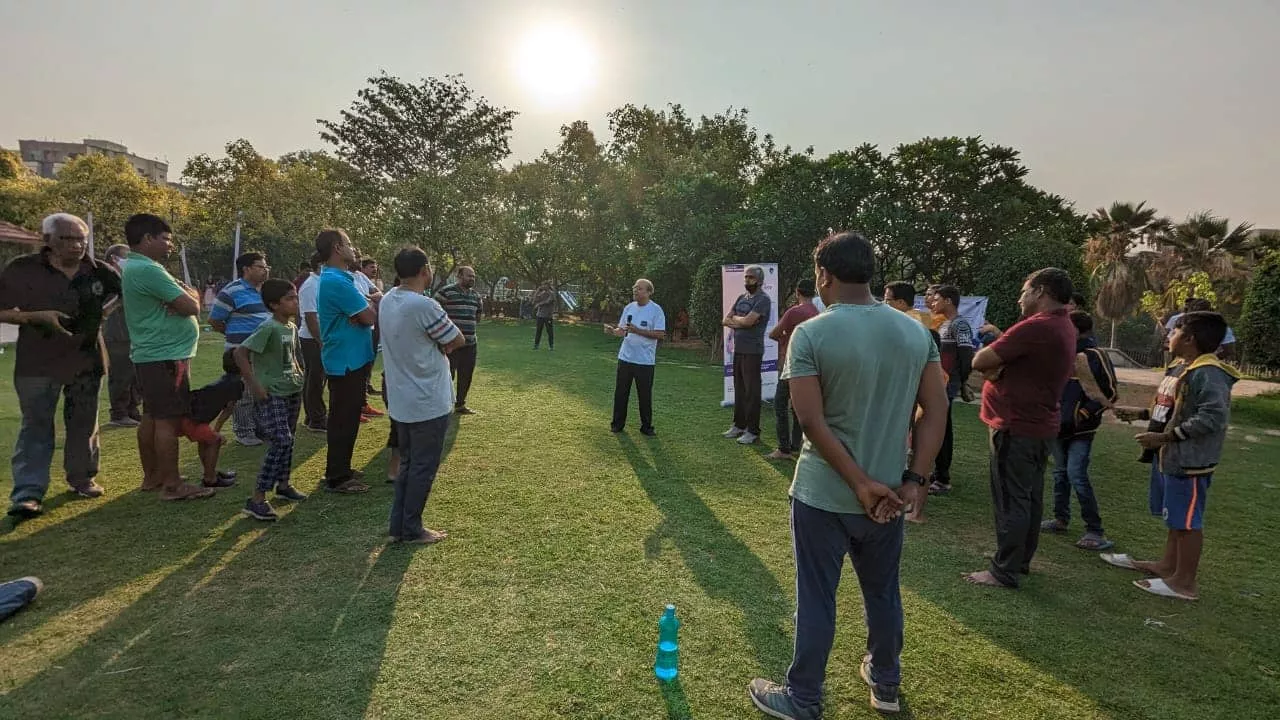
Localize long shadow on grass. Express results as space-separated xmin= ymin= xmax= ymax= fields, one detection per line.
xmin=0 ymin=474 xmax=417 ymax=717
xmin=614 ymin=434 xmax=793 ymax=678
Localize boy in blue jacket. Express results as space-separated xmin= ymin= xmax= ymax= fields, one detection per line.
xmin=1104 ymin=311 xmax=1238 ymax=601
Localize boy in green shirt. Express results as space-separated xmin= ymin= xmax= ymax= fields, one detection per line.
xmin=234 ymin=279 xmax=307 ymax=520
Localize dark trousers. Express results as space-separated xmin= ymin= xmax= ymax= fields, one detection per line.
xmin=988 ymin=429 xmax=1051 ymax=587
xmin=325 ymin=362 xmax=371 ymax=487
xmin=786 ymin=499 xmax=904 ymax=708
xmin=11 ymin=371 xmax=102 ymax=503
xmin=448 ymin=343 xmax=477 ymax=408
xmin=1051 ymin=435 xmax=1104 ymax=534
xmin=935 ymin=400 xmax=955 ymax=483
xmin=534 ymin=317 xmax=554 ymax=348
xmin=106 ymin=341 xmax=140 ymax=421
xmin=773 ymin=378 xmax=803 ymax=453
xmin=0 ymin=577 xmax=40 ymax=623
xmin=611 ymin=360 xmax=655 ymax=432
xmin=300 ymin=338 xmax=327 ymax=428
xmin=732 ymin=352 xmax=763 ymax=435
xmin=389 ymin=413 xmax=450 ymax=540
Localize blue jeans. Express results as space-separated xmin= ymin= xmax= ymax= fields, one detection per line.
xmin=11 ymin=372 xmax=102 ymax=505
xmin=388 ymin=413 xmax=450 ymax=540
xmin=0 ymin=577 xmax=39 ymax=623
xmin=1051 ymin=436 xmax=1104 ymax=534
xmin=786 ymin=499 xmax=904 ymax=708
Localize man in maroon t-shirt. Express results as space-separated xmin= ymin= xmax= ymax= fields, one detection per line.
xmin=765 ymin=278 xmax=821 ymax=459
xmin=965 ymin=267 xmax=1077 ymax=589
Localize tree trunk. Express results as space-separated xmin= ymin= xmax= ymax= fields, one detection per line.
xmin=1109 ymin=319 xmax=1117 ymax=348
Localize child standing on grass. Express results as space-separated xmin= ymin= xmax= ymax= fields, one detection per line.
xmin=1103 ymin=311 xmax=1238 ymax=601
xmin=234 ymin=279 xmax=308 ymax=521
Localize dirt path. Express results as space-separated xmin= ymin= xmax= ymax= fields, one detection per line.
xmin=1114 ymin=367 xmax=1277 ymax=398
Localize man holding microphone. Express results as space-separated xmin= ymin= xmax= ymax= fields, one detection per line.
xmin=604 ymin=279 xmax=665 ymax=436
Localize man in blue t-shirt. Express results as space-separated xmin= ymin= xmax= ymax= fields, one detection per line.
xmin=604 ymin=278 xmax=666 ymax=436
xmin=313 ymin=229 xmax=376 ymax=494
xmin=209 ymin=251 xmax=272 ymax=445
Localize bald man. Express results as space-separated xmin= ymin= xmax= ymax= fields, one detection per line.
xmin=0 ymin=213 xmax=121 ymax=517
xmin=434 ymin=266 xmax=482 ymax=414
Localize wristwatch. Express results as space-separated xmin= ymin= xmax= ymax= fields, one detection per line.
xmin=902 ymin=470 xmax=929 ymax=487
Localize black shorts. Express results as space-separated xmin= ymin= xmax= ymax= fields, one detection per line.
xmin=136 ymin=359 xmax=192 ymax=420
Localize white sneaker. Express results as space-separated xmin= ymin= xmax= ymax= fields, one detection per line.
xmin=723 ymin=426 xmax=745 ymax=439
xmin=236 ymin=436 xmax=264 ymax=447
xmin=737 ymin=432 xmax=759 ymax=445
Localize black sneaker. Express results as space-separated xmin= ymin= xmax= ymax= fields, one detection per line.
xmin=640 ymin=427 xmax=657 ymax=436
xmin=7 ymin=499 xmax=42 ymax=519
xmin=275 ymin=485 xmax=308 ymax=502
xmin=242 ymin=499 xmax=279 ymax=521
xmin=305 ymin=423 xmax=327 ymax=434
xmin=860 ymin=655 xmax=901 ymax=713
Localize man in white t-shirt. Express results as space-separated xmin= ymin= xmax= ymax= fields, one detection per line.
xmin=297 ymin=264 xmax=326 ymax=431
xmin=378 ymin=246 xmax=464 ymax=544
xmin=604 ymin=278 xmax=666 ymax=436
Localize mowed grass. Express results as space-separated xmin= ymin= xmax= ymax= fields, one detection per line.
xmin=0 ymin=320 xmax=1277 ymax=719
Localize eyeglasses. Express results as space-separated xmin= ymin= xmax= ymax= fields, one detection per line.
xmin=251 ymin=264 xmax=270 ymax=271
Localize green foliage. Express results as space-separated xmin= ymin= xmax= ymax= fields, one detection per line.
xmin=689 ymin=254 xmax=732 ymax=346
xmin=0 ymin=150 xmax=54 ymax=228
xmin=51 ymin=155 xmax=185 ymax=251
xmin=970 ymin=231 xmax=1087 ymax=329
xmin=1238 ymin=251 xmax=1280 ymax=368
xmin=1140 ymin=271 xmax=1216 ymax=320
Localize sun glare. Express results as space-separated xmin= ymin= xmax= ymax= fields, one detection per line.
xmin=514 ymin=22 xmax=597 ymax=107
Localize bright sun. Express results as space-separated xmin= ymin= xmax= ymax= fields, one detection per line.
xmin=514 ymin=22 xmax=596 ymax=107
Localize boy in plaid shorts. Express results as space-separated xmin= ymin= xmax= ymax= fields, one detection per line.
xmin=234 ymin=279 xmax=308 ymax=520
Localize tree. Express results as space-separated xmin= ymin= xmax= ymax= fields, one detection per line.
xmin=1162 ymin=212 xmax=1255 ymax=308
xmin=318 ymin=73 xmax=517 ymax=183
xmin=1238 ymin=251 xmax=1280 ymax=368
xmin=971 ymin=231 xmax=1087 ymax=330
xmin=1084 ymin=201 xmax=1172 ymax=343
xmin=0 ymin=150 xmax=54 ymax=229
xmin=49 ymin=155 xmax=183 ymax=251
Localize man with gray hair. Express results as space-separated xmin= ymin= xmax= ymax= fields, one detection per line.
xmin=722 ymin=264 xmax=772 ymax=445
xmin=103 ymin=244 xmax=141 ymax=427
xmin=0 ymin=213 xmax=121 ymax=518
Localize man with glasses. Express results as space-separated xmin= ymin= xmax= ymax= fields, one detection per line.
xmin=210 ymin=251 xmax=272 ymax=446
xmin=0 ymin=213 xmax=121 ymax=518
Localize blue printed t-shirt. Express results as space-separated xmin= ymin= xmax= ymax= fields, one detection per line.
xmin=317 ymin=266 xmax=374 ymax=375
xmin=782 ymin=302 xmax=939 ymax=515
xmin=121 ymin=254 xmax=200 ymax=364
xmin=617 ymin=300 xmax=666 ymax=366
xmin=208 ymin=277 xmax=271 ymax=348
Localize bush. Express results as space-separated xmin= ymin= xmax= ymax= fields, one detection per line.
xmin=689 ymin=254 xmax=732 ymax=346
xmin=1238 ymin=251 xmax=1280 ymax=368
xmin=971 ymin=233 xmax=1087 ymax=330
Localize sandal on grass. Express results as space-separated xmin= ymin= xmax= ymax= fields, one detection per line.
xmin=927 ymin=481 xmax=951 ymax=496
xmin=1040 ymin=518 xmax=1068 ymax=533
xmin=324 ymin=480 xmax=370 ymax=494
xmin=1100 ymin=553 xmax=1146 ymax=571
xmin=1076 ymin=533 xmax=1115 ymax=551
xmin=1134 ymin=578 xmax=1197 ymax=602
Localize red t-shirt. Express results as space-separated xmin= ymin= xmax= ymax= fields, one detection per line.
xmin=979 ymin=308 xmax=1076 ymax=438
xmin=775 ymin=302 xmax=821 ymax=367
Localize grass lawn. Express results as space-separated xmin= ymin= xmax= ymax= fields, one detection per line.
xmin=1 ymin=320 xmax=1277 ymax=719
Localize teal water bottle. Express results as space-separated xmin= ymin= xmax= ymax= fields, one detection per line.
xmin=654 ymin=604 xmax=680 ymax=682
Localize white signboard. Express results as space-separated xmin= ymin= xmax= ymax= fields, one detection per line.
xmin=721 ymin=263 xmax=781 ymax=406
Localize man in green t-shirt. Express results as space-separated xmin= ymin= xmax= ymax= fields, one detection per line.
xmin=234 ymin=279 xmax=308 ymax=521
xmin=748 ymin=232 xmax=948 ymax=719
xmin=121 ymin=214 xmax=212 ymax=502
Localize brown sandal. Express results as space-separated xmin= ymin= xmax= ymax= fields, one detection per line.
xmin=324 ymin=480 xmax=370 ymax=494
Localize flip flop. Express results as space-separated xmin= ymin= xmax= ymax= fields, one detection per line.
xmin=1076 ymin=534 xmax=1115 ymax=551
xmin=1100 ymin=553 xmax=1142 ymax=570
xmin=1134 ymin=578 xmax=1197 ymax=602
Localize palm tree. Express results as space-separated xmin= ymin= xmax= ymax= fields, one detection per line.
xmin=1083 ymin=201 xmax=1172 ymax=345
xmin=1163 ymin=211 xmax=1254 ymax=288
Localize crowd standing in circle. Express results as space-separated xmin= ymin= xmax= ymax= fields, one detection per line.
xmin=0 ymin=217 xmax=1241 ymax=716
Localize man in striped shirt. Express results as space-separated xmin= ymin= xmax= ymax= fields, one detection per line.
xmin=434 ymin=266 xmax=481 ymax=415
xmin=209 ymin=252 xmax=272 ymax=445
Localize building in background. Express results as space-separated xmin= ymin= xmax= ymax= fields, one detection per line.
xmin=17 ymin=138 xmax=168 ymax=184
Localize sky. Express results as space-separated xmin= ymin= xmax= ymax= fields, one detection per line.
xmin=1 ymin=0 xmax=1276 ymax=227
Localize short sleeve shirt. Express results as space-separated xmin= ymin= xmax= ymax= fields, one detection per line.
xmin=297 ymin=273 xmax=320 ymax=340
xmin=617 ymin=301 xmax=666 ymax=366
xmin=209 ymin=278 xmax=271 ymax=348
xmin=317 ymin=266 xmax=374 ymax=375
xmin=241 ymin=319 xmax=304 ymax=397
xmin=731 ymin=291 xmax=772 ymax=355
xmin=783 ymin=302 xmax=939 ymax=515
xmin=773 ymin=302 xmax=820 ymax=371
xmin=0 ymin=250 xmax=121 ymax=382
xmin=979 ymin=309 xmax=1077 ymax=438
xmin=122 ymin=253 xmax=200 ymax=364
xmin=435 ymin=283 xmax=481 ymax=345
xmin=379 ymin=287 xmax=461 ymax=423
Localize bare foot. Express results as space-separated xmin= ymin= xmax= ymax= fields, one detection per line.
xmin=764 ymin=450 xmax=793 ymax=460
xmin=906 ymin=510 xmax=926 ymax=525
xmin=963 ymin=570 xmax=1012 ymax=588
xmin=1131 ymin=560 xmax=1172 ymax=576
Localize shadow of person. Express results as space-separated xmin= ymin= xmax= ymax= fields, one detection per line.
xmin=614 ymin=434 xmax=793 ymax=677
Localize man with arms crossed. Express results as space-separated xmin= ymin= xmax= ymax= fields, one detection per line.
xmin=722 ymin=265 xmax=772 ymax=445
xmin=748 ymin=232 xmax=948 ymax=718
